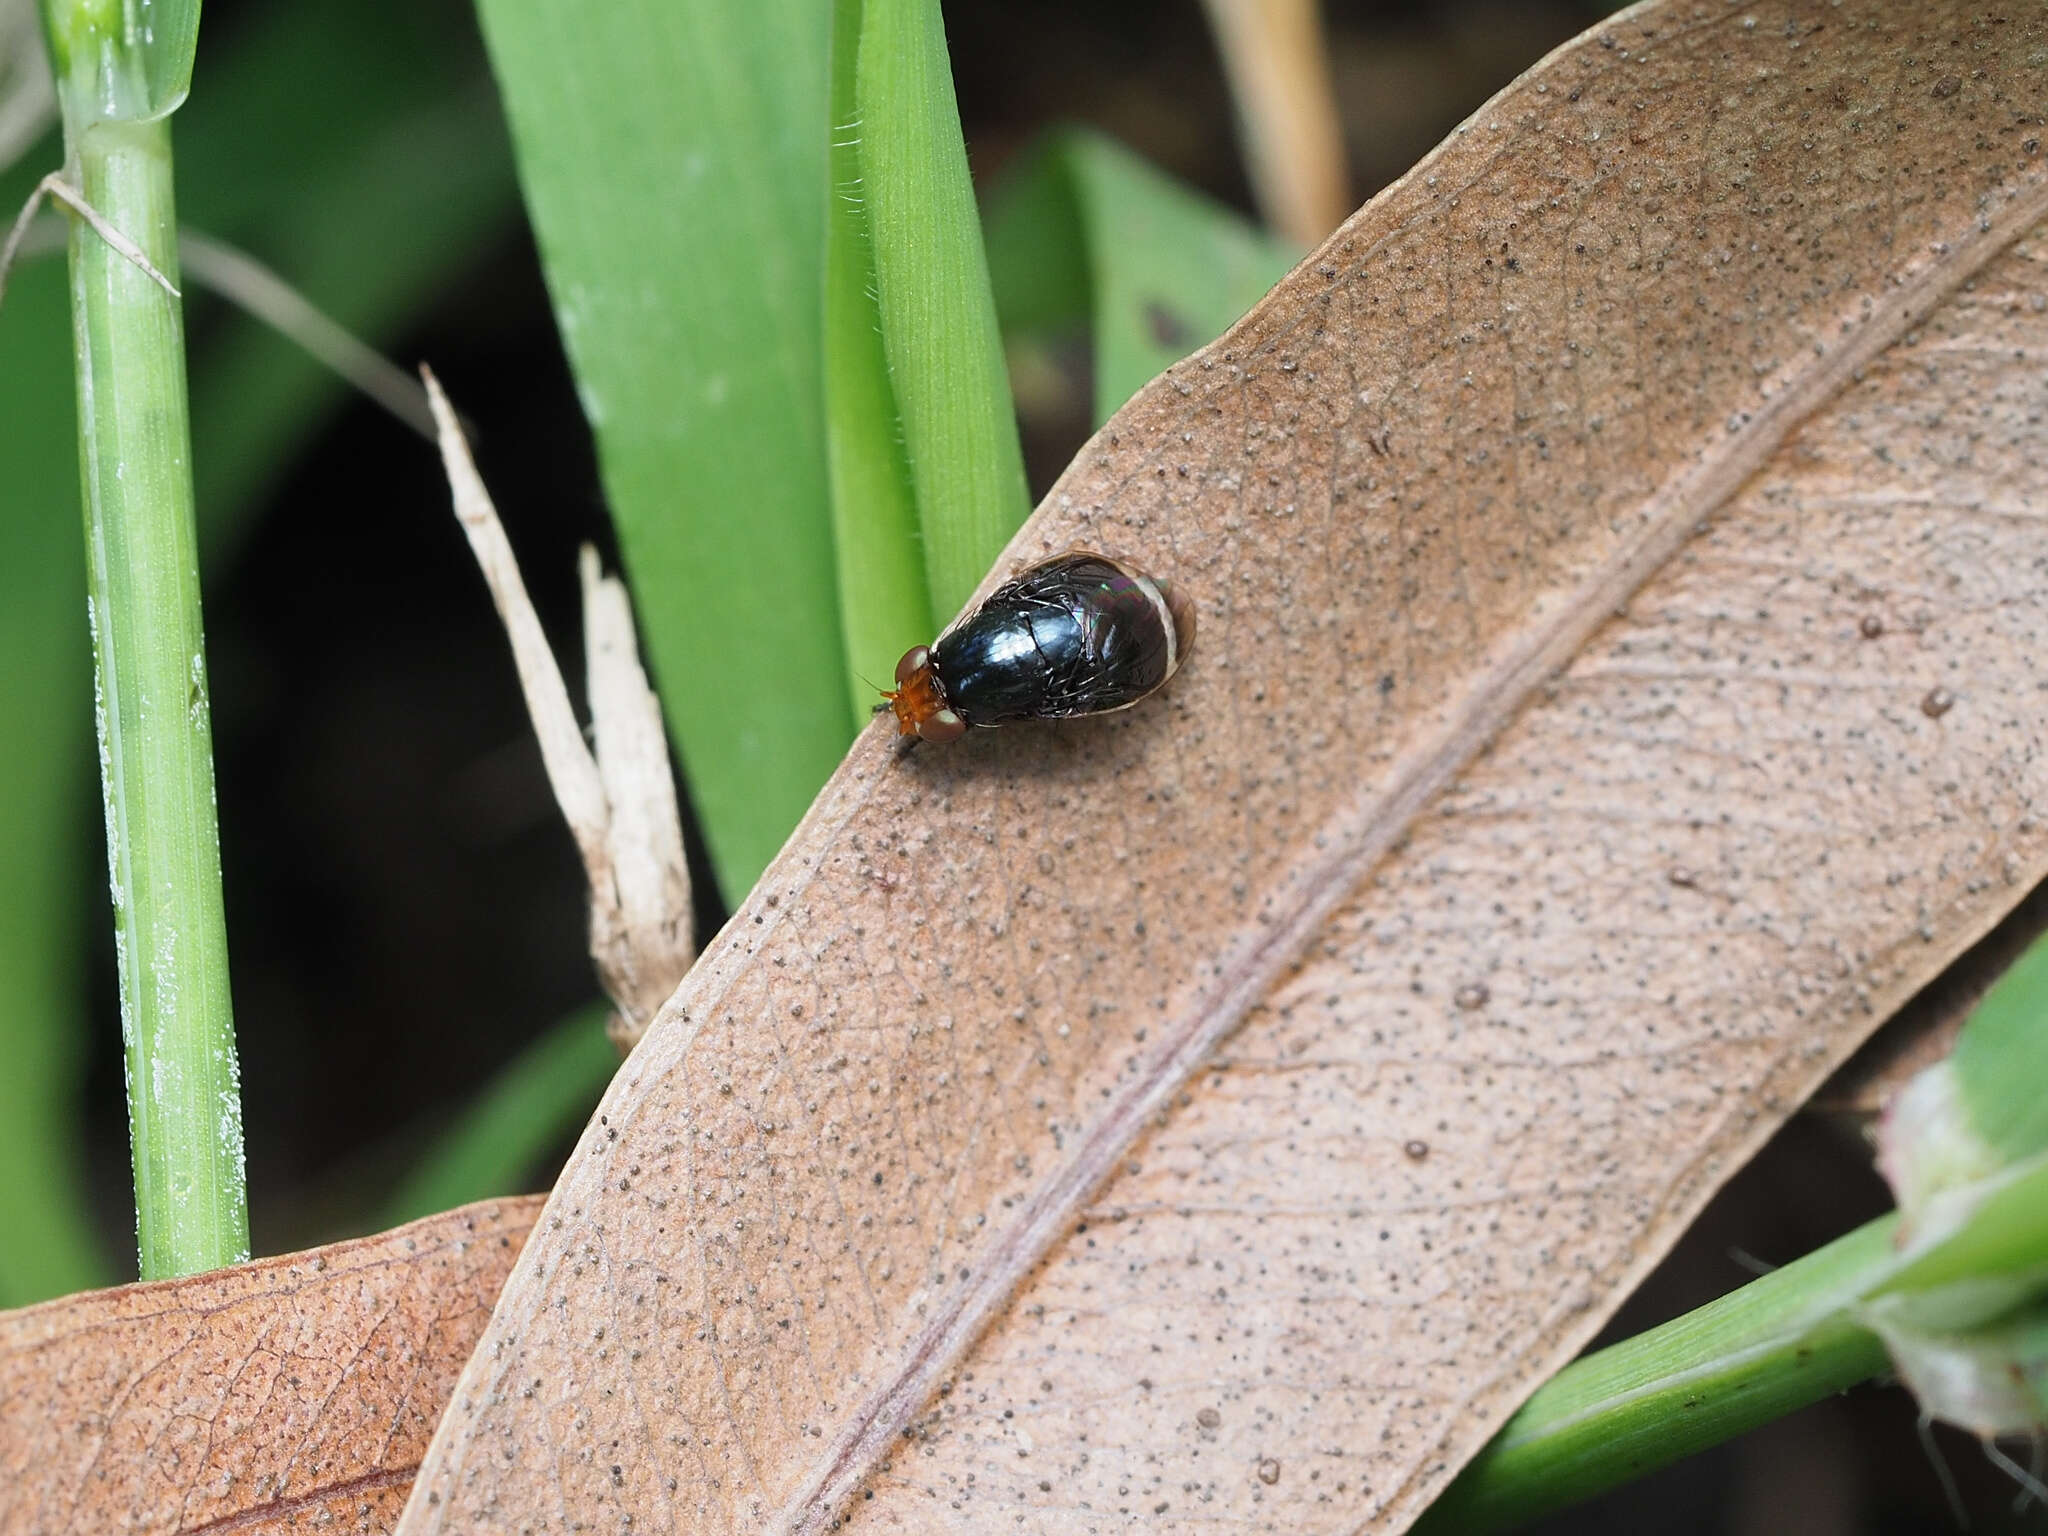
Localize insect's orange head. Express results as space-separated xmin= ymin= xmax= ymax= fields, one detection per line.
xmin=883 ymin=646 xmax=967 ymax=744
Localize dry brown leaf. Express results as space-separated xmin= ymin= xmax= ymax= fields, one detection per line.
xmin=0 ymin=1197 xmax=540 ymax=1536
xmin=398 ymin=3 xmax=2048 ymax=1532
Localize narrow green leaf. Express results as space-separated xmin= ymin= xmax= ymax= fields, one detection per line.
xmin=1876 ymin=932 xmax=2048 ymax=1236
xmin=855 ymin=0 xmax=1028 ymax=618
xmin=822 ymin=0 xmax=929 ymax=718
xmin=1422 ymin=1148 xmax=2048 ymax=1534
xmin=381 ymin=1005 xmax=618 ymax=1228
xmin=137 ymin=0 xmax=200 ymax=118
xmin=38 ymin=0 xmax=199 ymax=120
xmin=984 ymin=127 xmax=1301 ymax=424
xmin=474 ymin=0 xmax=846 ymax=900
xmin=1877 ymin=1154 xmax=2048 ymax=1296
xmin=1947 ymin=931 xmax=2048 ymax=1168
xmin=0 ymin=246 xmax=107 ymax=1305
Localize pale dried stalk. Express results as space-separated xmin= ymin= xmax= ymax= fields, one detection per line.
xmin=423 ymin=368 xmax=692 ymax=1050
xmin=0 ymin=170 xmax=178 ymax=309
xmin=7 ymin=213 xmax=437 ymax=437
xmin=1199 ymin=0 xmax=1349 ymax=245
xmin=580 ymin=547 xmax=693 ymax=1048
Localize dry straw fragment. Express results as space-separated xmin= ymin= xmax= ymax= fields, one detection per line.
xmin=425 ymin=369 xmax=692 ymax=1049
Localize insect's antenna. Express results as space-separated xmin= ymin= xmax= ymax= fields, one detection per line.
xmin=857 ymin=668 xmax=896 ymax=714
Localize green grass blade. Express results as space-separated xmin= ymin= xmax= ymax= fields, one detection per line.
xmin=984 ymin=127 xmax=1301 ymax=424
xmin=854 ymin=0 xmax=1028 ymax=619
xmin=822 ymin=0 xmax=929 ymax=718
xmin=41 ymin=0 xmax=204 ymax=119
xmin=473 ymin=0 xmax=846 ymax=900
xmin=68 ymin=121 xmax=247 ymax=1279
xmin=1422 ymin=1148 xmax=2048 ymax=1533
xmin=380 ymin=1004 xmax=618 ymax=1227
xmin=1878 ymin=1154 xmax=2048 ymax=1297
xmin=137 ymin=0 xmax=200 ymax=118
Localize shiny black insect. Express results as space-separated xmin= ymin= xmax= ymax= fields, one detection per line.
xmin=883 ymin=551 xmax=1195 ymax=744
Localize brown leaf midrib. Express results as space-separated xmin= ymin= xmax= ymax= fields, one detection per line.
xmin=773 ymin=108 xmax=2048 ymax=1536
xmin=178 ymin=1465 xmax=419 ymax=1536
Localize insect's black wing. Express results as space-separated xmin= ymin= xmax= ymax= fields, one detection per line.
xmin=1001 ymin=554 xmax=1175 ymax=719
xmin=934 ymin=552 xmax=1179 ymax=725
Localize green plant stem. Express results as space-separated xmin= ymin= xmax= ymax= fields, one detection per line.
xmin=1421 ymin=1150 xmax=2048 ymax=1533
xmin=1415 ymin=1219 xmax=1896 ymax=1534
xmin=64 ymin=108 xmax=247 ymax=1280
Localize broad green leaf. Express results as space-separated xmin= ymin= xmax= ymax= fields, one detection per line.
xmin=854 ymin=0 xmax=1028 ymax=620
xmin=984 ymin=126 xmax=1300 ymax=424
xmin=473 ymin=0 xmax=844 ymax=900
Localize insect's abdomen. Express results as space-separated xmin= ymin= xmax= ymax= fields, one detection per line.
xmin=933 ymin=555 xmax=1181 ymax=726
